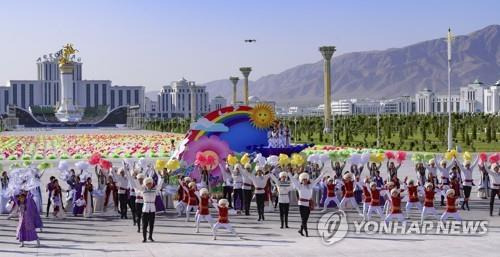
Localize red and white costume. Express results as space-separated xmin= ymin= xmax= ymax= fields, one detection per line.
xmin=361 ymin=184 xmax=371 ymax=219
xmin=194 ymin=190 xmax=215 ymax=232
xmin=212 ymin=200 xmax=238 ymax=240
xmin=176 ymin=178 xmax=190 ymax=216
xmin=367 ymin=185 xmax=384 ymax=220
xmin=404 ymin=183 xmax=422 ymax=217
xmin=440 ymin=194 xmax=462 ymax=221
xmin=322 ymin=179 xmax=340 ymax=212
xmin=338 ymin=176 xmax=361 ymax=215
xmin=181 ymin=182 xmax=198 ymax=222
xmin=420 ymin=185 xmax=440 ymax=223
xmin=385 ymin=193 xmax=405 ymax=222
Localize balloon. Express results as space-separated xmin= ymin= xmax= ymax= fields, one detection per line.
xmin=227 ymin=154 xmax=238 ymax=166
xmin=291 ymin=153 xmax=304 ymax=167
xmin=463 ymin=151 xmax=472 ymax=162
xmin=360 ymin=152 xmax=371 ymax=164
xmin=240 ymin=153 xmax=250 ymax=166
xmin=99 ymin=159 xmax=112 ymax=170
xmin=155 ymin=159 xmax=166 ymax=171
xmin=75 ymin=161 xmax=90 ymax=171
xmin=58 ymin=160 xmax=69 ymax=171
xmin=166 ymin=159 xmax=180 ymax=171
xmin=267 ymin=155 xmax=279 ymax=166
xmin=254 ymin=153 xmax=267 ymax=167
xmin=278 ymin=154 xmax=290 ymax=167
xmin=349 ymin=153 xmax=362 ymax=165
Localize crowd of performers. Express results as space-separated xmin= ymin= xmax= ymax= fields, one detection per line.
xmin=1 ymin=154 xmax=499 ymax=246
xmin=267 ymin=121 xmax=291 ymax=148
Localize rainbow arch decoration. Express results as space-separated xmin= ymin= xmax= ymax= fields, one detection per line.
xmin=185 ymin=105 xmax=272 ymax=152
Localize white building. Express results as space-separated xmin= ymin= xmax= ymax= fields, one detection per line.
xmin=460 ymin=79 xmax=487 ymax=113
xmin=144 ymin=97 xmax=158 ymax=118
xmin=156 ymin=78 xmax=209 ymax=119
xmin=382 ymin=96 xmax=415 ymax=114
xmin=210 ymin=96 xmax=227 ymax=111
xmin=331 ymin=100 xmax=354 ymax=115
xmin=0 ymin=50 xmax=145 ymax=115
xmin=248 ymin=96 xmax=276 ymax=110
xmin=415 ymin=88 xmax=460 ymax=114
xmin=484 ymin=80 xmax=500 ymax=114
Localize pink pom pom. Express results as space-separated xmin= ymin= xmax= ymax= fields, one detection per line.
xmin=385 ymin=151 xmax=395 ymax=160
xmin=490 ymin=153 xmax=499 ymax=164
xmin=396 ymin=151 xmax=407 ymax=163
xmin=479 ymin=152 xmax=488 ymax=163
xmin=99 ymin=159 xmax=112 ymax=170
xmin=89 ymin=152 xmax=102 ymax=165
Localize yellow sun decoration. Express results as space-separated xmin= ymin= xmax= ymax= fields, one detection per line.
xmin=250 ymin=103 xmax=276 ymax=129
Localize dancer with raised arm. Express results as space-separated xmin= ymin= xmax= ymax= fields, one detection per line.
xmin=269 ymin=171 xmax=291 ymax=228
xmin=455 ymin=155 xmax=479 ymax=211
xmin=241 ymin=166 xmax=270 ymax=221
xmin=288 ymin=168 xmax=327 ymax=237
xmin=194 ymin=188 xmax=215 ymax=233
xmin=440 ymin=189 xmax=462 ymax=221
xmin=126 ymin=169 xmax=163 ymax=242
xmin=212 ymin=199 xmax=239 ymax=240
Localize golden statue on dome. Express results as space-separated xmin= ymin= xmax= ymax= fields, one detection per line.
xmin=58 ymin=43 xmax=78 ymax=66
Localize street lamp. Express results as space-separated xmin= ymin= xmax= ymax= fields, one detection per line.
xmin=377 ymin=104 xmax=381 ymax=148
xmin=446 ymin=28 xmax=453 ymax=151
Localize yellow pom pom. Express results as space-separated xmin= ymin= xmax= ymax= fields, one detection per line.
xmin=240 ymin=153 xmax=250 ymax=166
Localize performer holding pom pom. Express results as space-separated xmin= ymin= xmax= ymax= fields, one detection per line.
xmin=241 ymin=166 xmax=271 ymax=221
xmin=194 ymin=188 xmax=215 ymax=233
xmin=15 ymin=191 xmax=40 ymax=248
xmin=455 ymin=156 xmax=479 ymax=211
xmin=487 ymin=163 xmax=500 ymax=216
xmin=51 ymin=180 xmax=65 ymax=219
xmin=212 ymin=199 xmax=239 ymax=240
xmin=440 ymin=189 xmax=462 ymax=221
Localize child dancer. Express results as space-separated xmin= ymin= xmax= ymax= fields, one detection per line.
xmin=421 ymin=183 xmax=440 ymax=223
xmin=361 ymin=177 xmax=372 ymax=220
xmin=270 ymin=171 xmax=292 ymax=228
xmin=338 ymin=173 xmax=362 ymax=215
xmin=366 ymin=182 xmax=384 ymax=220
xmin=404 ymin=178 xmax=422 ymax=218
xmin=182 ymin=181 xmax=199 ymax=222
xmin=322 ymin=177 xmax=340 ymax=212
xmin=194 ymin=188 xmax=215 ymax=233
xmin=212 ymin=199 xmax=239 ymax=240
xmin=16 ymin=191 xmax=40 ymax=247
xmin=440 ymin=189 xmax=462 ymax=221
xmin=176 ymin=176 xmax=190 ymax=217
xmin=384 ymin=189 xmax=405 ymax=222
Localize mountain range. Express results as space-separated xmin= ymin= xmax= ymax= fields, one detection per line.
xmin=147 ymin=24 xmax=500 ymax=105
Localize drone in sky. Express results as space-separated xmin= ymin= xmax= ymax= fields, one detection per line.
xmin=244 ymin=39 xmax=256 ymax=43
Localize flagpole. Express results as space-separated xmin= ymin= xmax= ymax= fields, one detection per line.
xmin=447 ymin=28 xmax=453 ymax=151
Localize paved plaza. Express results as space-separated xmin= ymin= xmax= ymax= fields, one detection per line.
xmin=1 ymin=129 xmax=499 ymax=256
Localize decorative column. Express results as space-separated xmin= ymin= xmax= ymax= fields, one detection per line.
xmin=55 ymin=62 xmax=82 ymax=123
xmin=229 ymin=76 xmax=239 ymax=105
xmin=319 ymin=46 xmax=336 ymax=133
xmin=239 ymin=67 xmax=252 ymax=105
xmin=190 ymin=82 xmax=197 ymax=123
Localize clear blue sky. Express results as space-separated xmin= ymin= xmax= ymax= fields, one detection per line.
xmin=0 ymin=0 xmax=498 ymax=91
